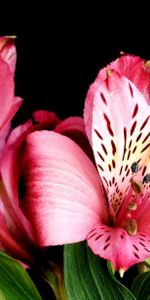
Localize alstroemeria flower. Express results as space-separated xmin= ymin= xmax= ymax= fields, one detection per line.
xmin=0 ymin=110 xmax=90 ymax=264
xmin=20 ymin=55 xmax=150 ymax=274
xmin=0 ymin=36 xmax=22 ymax=156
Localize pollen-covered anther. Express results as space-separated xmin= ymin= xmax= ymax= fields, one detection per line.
xmin=131 ymin=162 xmax=139 ymax=173
xmin=131 ymin=179 xmax=143 ymax=194
xmin=119 ymin=268 xmax=125 ymax=277
xmin=127 ymin=201 xmax=138 ymax=211
xmin=125 ymin=219 xmax=138 ymax=236
xmin=143 ymin=173 xmax=150 ymax=183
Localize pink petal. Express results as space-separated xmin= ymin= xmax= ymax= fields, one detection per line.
xmin=84 ymin=55 xmax=150 ymax=140
xmin=32 ymin=110 xmax=60 ymax=128
xmin=23 ymin=131 xmax=108 ymax=246
xmin=0 ymin=36 xmax=16 ymax=75
xmin=0 ymin=56 xmax=22 ymax=135
xmin=84 ymin=72 xmax=150 ymax=213
xmin=55 ymin=116 xmax=94 ymax=159
xmin=0 ymin=96 xmax=23 ymax=136
xmin=95 ymin=54 xmax=150 ymax=104
xmin=0 ymin=120 xmax=36 ymax=243
xmin=88 ymin=223 xmax=150 ymax=272
xmin=110 ymin=54 xmax=150 ymax=104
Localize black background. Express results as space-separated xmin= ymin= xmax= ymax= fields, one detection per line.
xmin=0 ymin=6 xmax=150 ymax=299
xmin=1 ymin=6 xmax=150 ymax=125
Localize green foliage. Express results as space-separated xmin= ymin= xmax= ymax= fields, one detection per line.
xmin=0 ymin=251 xmax=42 ymax=300
xmin=64 ymin=242 xmax=136 ymax=300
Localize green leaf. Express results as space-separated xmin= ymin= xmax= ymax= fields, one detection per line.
xmin=131 ymin=271 xmax=150 ymax=300
xmin=64 ymin=242 xmax=136 ymax=300
xmin=0 ymin=251 xmax=42 ymax=300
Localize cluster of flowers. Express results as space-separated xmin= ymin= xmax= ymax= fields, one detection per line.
xmin=0 ymin=36 xmax=150 ymax=277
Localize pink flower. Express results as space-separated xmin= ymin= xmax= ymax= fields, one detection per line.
xmin=19 ymin=55 xmax=150 ymax=275
xmin=0 ymin=110 xmax=89 ymax=264
xmin=0 ymin=36 xmax=22 ymax=156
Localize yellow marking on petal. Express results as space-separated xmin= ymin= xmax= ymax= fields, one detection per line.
xmin=119 ymin=268 xmax=125 ymax=278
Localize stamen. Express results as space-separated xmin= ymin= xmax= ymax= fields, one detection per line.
xmin=119 ymin=268 xmax=125 ymax=278
xmin=143 ymin=173 xmax=150 ymax=183
xmin=131 ymin=180 xmax=142 ymax=193
xmin=127 ymin=201 xmax=138 ymax=211
xmin=125 ymin=219 xmax=137 ymax=235
xmin=131 ymin=162 xmax=139 ymax=173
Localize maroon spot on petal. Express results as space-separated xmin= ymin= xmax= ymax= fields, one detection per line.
xmin=136 ymin=132 xmax=142 ymax=142
xmin=100 ymin=92 xmax=107 ymax=105
xmin=142 ymin=166 xmax=147 ymax=176
xmin=142 ymin=132 xmax=150 ymax=144
xmin=133 ymin=244 xmax=139 ymax=251
xmin=122 ymin=177 xmax=125 ymax=182
xmin=109 ymin=180 xmax=112 ymax=186
xmin=89 ymin=233 xmax=97 ymax=239
xmin=103 ymin=176 xmax=109 ymax=186
xmin=140 ymin=116 xmax=149 ymax=131
xmin=111 ymin=140 xmax=117 ymax=155
xmin=97 ymin=164 xmax=104 ymax=172
xmin=95 ymin=234 xmax=104 ymax=241
xmin=141 ymin=142 xmax=150 ymax=153
xmin=129 ymin=83 xmax=134 ymax=97
xmin=108 ymin=164 xmax=112 ymax=172
xmin=103 ymin=243 xmax=110 ymax=251
xmin=120 ymin=234 xmax=124 ymax=239
xmin=139 ymin=237 xmax=145 ymax=241
xmin=125 ymin=164 xmax=128 ymax=171
xmin=97 ymin=151 xmax=105 ymax=162
xmin=127 ymin=150 xmax=131 ymax=160
xmin=128 ymin=140 xmax=132 ymax=148
xmin=139 ymin=242 xmax=146 ymax=247
xmin=94 ymin=128 xmax=103 ymax=140
xmin=130 ymin=121 xmax=137 ymax=136
xmin=101 ymin=143 xmax=108 ymax=155
xmin=132 ymin=104 xmax=138 ymax=118
xmin=122 ymin=127 xmax=127 ymax=160
xmin=119 ymin=165 xmax=123 ymax=175
xmin=112 ymin=177 xmax=115 ymax=184
xmin=133 ymin=252 xmax=139 ymax=259
xmin=140 ymin=234 xmax=146 ymax=237
xmin=112 ymin=159 xmax=116 ymax=168
xmin=132 ymin=146 xmax=137 ymax=154
xmin=126 ymin=169 xmax=130 ymax=176
xmin=103 ymin=113 xmax=114 ymax=137
xmin=105 ymin=236 xmax=111 ymax=243
xmin=144 ymin=248 xmax=150 ymax=253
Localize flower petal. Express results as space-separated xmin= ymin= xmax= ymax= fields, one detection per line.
xmin=84 ymin=72 xmax=150 ymax=213
xmin=32 ymin=110 xmax=60 ymax=128
xmin=0 ymin=121 xmax=35 ymax=243
xmin=55 ymin=116 xmax=94 ymax=159
xmin=0 ymin=36 xmax=16 ymax=75
xmin=110 ymin=54 xmax=150 ymax=104
xmin=88 ymin=223 xmax=150 ymax=272
xmin=23 ymin=131 xmax=108 ymax=246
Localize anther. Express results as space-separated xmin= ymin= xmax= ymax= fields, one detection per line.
xmin=127 ymin=201 xmax=137 ymax=211
xmin=143 ymin=173 xmax=150 ymax=183
xmin=131 ymin=180 xmax=142 ymax=194
xmin=125 ymin=219 xmax=137 ymax=235
xmin=131 ymin=162 xmax=139 ymax=173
